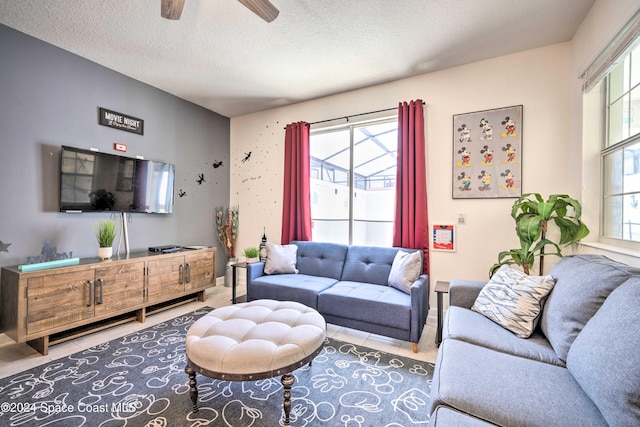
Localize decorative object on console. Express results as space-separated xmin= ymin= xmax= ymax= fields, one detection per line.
xmin=23 ymin=239 xmax=74 ymax=265
xmin=490 ymin=193 xmax=590 ymax=276
xmin=94 ymin=219 xmax=118 ymax=260
xmin=19 ymin=236 xmax=79 ymax=272
xmin=243 ymin=247 xmax=259 ymax=263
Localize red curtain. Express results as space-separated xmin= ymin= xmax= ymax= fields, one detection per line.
xmin=394 ymin=100 xmax=429 ymax=275
xmin=281 ymin=121 xmax=312 ymax=244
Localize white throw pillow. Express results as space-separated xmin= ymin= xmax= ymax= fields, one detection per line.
xmin=388 ymin=250 xmax=422 ymax=294
xmin=264 ymin=242 xmax=299 ymax=275
xmin=472 ymin=264 xmax=556 ymax=338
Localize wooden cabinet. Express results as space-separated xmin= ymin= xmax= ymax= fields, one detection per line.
xmin=26 ymin=269 xmax=96 ymax=336
xmin=1 ymin=248 xmax=215 ymax=355
xmin=94 ymin=260 xmax=146 ymax=316
xmin=146 ymin=250 xmax=214 ymax=303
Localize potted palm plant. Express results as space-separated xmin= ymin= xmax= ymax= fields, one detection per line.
xmin=94 ymin=219 xmax=118 ymax=259
xmin=490 ymin=193 xmax=590 ymax=276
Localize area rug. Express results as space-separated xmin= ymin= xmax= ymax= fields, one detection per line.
xmin=0 ymin=306 xmax=434 ymax=426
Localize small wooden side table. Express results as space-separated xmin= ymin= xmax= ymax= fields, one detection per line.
xmin=435 ymin=281 xmax=450 ymax=346
xmin=230 ymin=262 xmax=248 ymax=304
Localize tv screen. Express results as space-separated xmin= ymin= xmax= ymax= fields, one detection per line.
xmin=59 ymin=145 xmax=174 ymax=214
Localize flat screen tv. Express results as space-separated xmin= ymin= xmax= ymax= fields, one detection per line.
xmin=59 ymin=145 xmax=175 ymax=213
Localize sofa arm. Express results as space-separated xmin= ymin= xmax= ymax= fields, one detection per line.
xmin=449 ymin=279 xmax=486 ymax=309
xmin=410 ymin=274 xmax=430 ymax=343
xmin=246 ymin=262 xmax=265 ymax=285
xmin=245 ymin=262 xmax=266 ymax=301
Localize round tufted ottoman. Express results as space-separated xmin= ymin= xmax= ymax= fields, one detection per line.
xmin=184 ymin=299 xmax=326 ymax=425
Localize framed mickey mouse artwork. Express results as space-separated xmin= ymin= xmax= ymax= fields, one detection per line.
xmin=452 ymin=105 xmax=523 ymax=199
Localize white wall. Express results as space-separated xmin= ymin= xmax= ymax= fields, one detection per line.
xmin=572 ymin=0 xmax=640 ymax=265
xmin=230 ymin=0 xmax=640 ymax=305
xmin=230 ymin=42 xmax=577 ymax=300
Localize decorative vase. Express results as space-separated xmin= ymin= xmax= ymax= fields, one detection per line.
xmin=224 ymin=257 xmax=237 ymax=287
xmin=98 ymin=247 xmax=113 ymax=260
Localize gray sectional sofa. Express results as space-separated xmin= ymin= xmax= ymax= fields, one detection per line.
xmin=429 ymin=254 xmax=640 ymax=426
xmin=246 ymin=240 xmax=429 ymax=352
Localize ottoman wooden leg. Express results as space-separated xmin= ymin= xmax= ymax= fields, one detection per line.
xmin=281 ymin=372 xmax=295 ymax=425
xmin=185 ymin=364 xmax=199 ymax=412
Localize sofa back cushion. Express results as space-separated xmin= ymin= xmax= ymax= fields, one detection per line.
xmin=540 ymin=254 xmax=640 ymax=362
xmin=566 ymin=277 xmax=640 ymax=426
xmin=341 ymin=246 xmax=421 ymax=286
xmin=290 ymin=240 xmax=348 ymax=280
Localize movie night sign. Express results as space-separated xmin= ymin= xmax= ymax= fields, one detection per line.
xmin=98 ymin=107 xmax=144 ymax=135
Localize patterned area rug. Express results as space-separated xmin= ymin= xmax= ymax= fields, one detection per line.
xmin=0 ymin=307 xmax=434 ymax=426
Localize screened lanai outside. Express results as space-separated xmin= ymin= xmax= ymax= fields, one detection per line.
xmin=310 ymin=119 xmax=397 ymax=246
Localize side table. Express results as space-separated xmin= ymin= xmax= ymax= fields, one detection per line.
xmin=435 ymin=281 xmax=450 ymax=346
xmin=230 ymin=262 xmax=248 ymax=304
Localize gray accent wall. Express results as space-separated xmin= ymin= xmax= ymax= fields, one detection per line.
xmin=0 ymin=24 xmax=230 ymax=284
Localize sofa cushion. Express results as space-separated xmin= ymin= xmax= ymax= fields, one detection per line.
xmin=342 ymin=245 xmax=419 ymax=286
xmin=248 ymin=274 xmax=337 ymax=309
xmin=318 ymin=281 xmax=411 ymax=330
xmin=264 ymin=243 xmax=298 ymax=274
xmin=444 ymin=306 xmax=564 ymax=366
xmin=291 ymin=240 xmax=348 ymax=280
xmin=566 ymin=277 xmax=640 ymax=427
xmin=429 ymin=339 xmax=608 ymax=427
xmin=472 ymin=265 xmax=556 ymax=338
xmin=388 ymin=250 xmax=422 ymax=294
xmin=540 ymin=254 xmax=640 ymax=362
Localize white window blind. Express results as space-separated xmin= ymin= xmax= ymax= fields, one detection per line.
xmin=581 ymin=9 xmax=640 ymax=92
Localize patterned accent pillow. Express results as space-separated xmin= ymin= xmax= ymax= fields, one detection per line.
xmin=472 ymin=265 xmax=556 ymax=338
xmin=264 ymin=243 xmax=299 ymax=275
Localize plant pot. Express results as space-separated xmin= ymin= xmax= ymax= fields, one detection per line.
xmin=98 ymin=247 xmax=113 ymax=260
xmin=246 ymin=257 xmax=258 ymax=263
xmin=224 ymin=257 xmax=237 ymax=287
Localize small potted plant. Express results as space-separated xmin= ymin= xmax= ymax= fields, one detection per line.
xmin=244 ymin=247 xmax=259 ymax=263
xmin=94 ymin=219 xmax=118 ymax=260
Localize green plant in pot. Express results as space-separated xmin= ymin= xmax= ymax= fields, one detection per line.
xmin=244 ymin=247 xmax=259 ymax=262
xmin=94 ymin=219 xmax=118 ymax=260
xmin=490 ymin=193 xmax=590 ymax=277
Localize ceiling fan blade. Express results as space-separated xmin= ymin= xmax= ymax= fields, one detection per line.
xmin=237 ymin=0 xmax=280 ymax=22
xmin=161 ymin=0 xmax=185 ymax=20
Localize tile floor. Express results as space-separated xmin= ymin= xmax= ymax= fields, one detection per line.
xmin=0 ymin=283 xmax=440 ymax=379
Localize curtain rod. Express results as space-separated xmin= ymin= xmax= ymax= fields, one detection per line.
xmin=283 ymin=101 xmax=426 ymax=129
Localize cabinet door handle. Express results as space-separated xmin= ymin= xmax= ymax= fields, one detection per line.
xmin=179 ymin=264 xmax=184 ymax=284
xmin=186 ymin=263 xmax=191 ymax=283
xmin=87 ymin=280 xmax=93 ymax=307
xmin=97 ymin=278 xmax=104 ymax=305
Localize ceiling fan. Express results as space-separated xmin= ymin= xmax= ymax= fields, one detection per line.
xmin=161 ymin=0 xmax=279 ymax=23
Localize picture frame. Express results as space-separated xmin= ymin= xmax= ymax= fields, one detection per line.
xmin=452 ymin=105 xmax=522 ymax=199
xmin=432 ymin=224 xmax=455 ymax=252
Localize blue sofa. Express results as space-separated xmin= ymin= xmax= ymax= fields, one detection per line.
xmin=429 ymin=254 xmax=640 ymax=426
xmin=246 ymin=240 xmax=429 ymax=352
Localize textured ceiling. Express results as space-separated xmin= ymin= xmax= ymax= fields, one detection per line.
xmin=0 ymin=0 xmax=595 ymax=118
